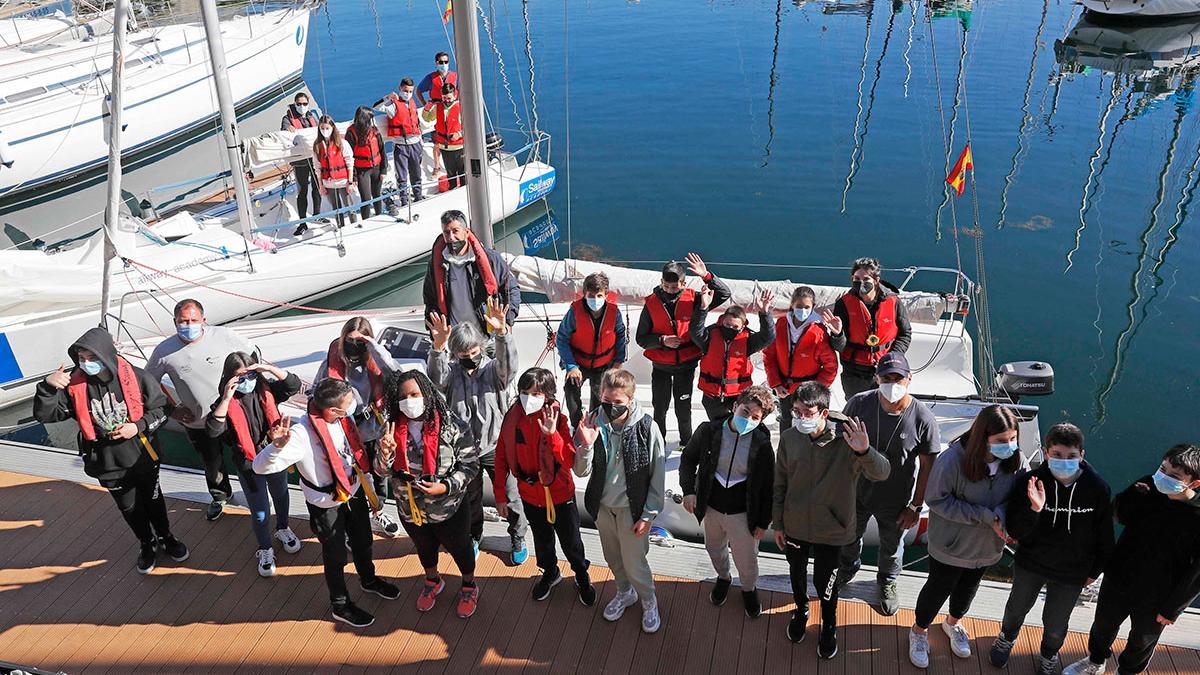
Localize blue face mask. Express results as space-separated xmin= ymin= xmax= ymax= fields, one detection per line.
xmin=585 ymin=296 xmax=605 ymax=312
xmin=793 ymin=416 xmax=819 ymax=434
xmin=1153 ymin=469 xmax=1190 ymax=495
xmin=236 ymin=375 xmax=257 ymax=395
xmin=731 ymin=414 xmax=759 ymax=436
xmin=79 ymin=360 xmax=105 ymax=376
xmin=1047 ymin=457 xmax=1080 ymax=481
xmin=989 ymin=440 xmax=1018 ymax=460
xmin=177 ymin=323 xmax=202 ymax=342
xmin=792 ymin=307 xmax=812 ymax=323
xmin=437 ymin=63 xmax=449 ymax=74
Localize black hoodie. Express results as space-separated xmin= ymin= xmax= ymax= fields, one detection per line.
xmin=32 ymin=327 xmax=169 ymax=482
xmin=1006 ymin=461 xmax=1115 ymax=586
xmin=1101 ymin=476 xmax=1200 ymax=621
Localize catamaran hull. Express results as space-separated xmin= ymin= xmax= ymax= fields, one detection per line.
xmin=1082 ymin=0 xmax=1200 ymax=18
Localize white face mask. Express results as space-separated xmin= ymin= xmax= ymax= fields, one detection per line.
xmin=879 ymin=382 xmax=907 ymax=404
xmin=520 ymin=393 xmax=545 ymax=415
xmin=399 ymin=90 xmax=412 ymax=101
xmin=397 ymin=397 xmax=425 ymax=419
xmin=319 ymin=127 xmax=332 ymax=138
xmin=296 ymin=104 xmax=309 ymax=115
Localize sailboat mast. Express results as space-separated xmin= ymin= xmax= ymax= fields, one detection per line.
xmin=199 ymin=0 xmax=257 ymax=265
xmin=98 ymin=0 xmax=129 ymax=329
xmin=451 ymin=0 xmax=494 ymax=247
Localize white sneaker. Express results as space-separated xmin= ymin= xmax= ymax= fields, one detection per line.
xmin=256 ymin=548 xmax=276 ymax=578
xmin=602 ymin=587 xmax=639 ymax=622
xmin=641 ymin=597 xmax=661 ymax=633
xmin=1063 ymin=657 xmax=1107 ymax=675
xmin=909 ymin=629 xmax=930 ymax=669
xmin=273 ymin=527 xmax=301 ymax=554
xmin=942 ymin=621 xmax=972 ymax=658
xmin=371 ymin=511 xmax=401 ymax=538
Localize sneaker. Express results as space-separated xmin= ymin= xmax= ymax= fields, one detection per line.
xmin=641 ymin=597 xmax=661 ymax=633
xmin=416 ymin=577 xmax=445 ymax=612
xmin=256 ymin=548 xmax=276 ymax=577
xmin=1037 ymin=654 xmax=1060 ymax=675
xmin=361 ymin=577 xmax=401 ymax=600
xmin=388 ymin=204 xmax=402 ymax=217
xmin=787 ymin=611 xmax=808 ymax=643
xmin=162 ymin=536 xmax=189 ymax=562
xmin=818 ymin=623 xmax=838 ymax=659
xmin=371 ymin=511 xmax=400 ymax=538
xmin=205 ymin=500 xmax=225 ymax=522
xmin=532 ymin=570 xmax=562 ymax=601
xmin=603 ymin=587 xmax=639 ymax=622
xmin=989 ymin=633 xmax=1016 ymax=667
xmin=293 ymin=223 xmax=308 ymax=237
xmin=710 ymin=577 xmax=732 ymax=606
xmin=942 ymin=621 xmax=972 ymax=659
xmin=909 ymin=629 xmax=930 ymax=669
xmin=332 ymin=602 xmax=374 ymax=628
xmin=742 ymin=589 xmax=761 ymax=618
xmin=575 ymin=573 xmax=597 ymax=606
xmin=274 ymin=527 xmax=302 ymax=554
xmin=511 ymin=537 xmax=529 ymax=565
xmin=878 ymin=579 xmax=900 ymax=617
xmin=834 ymin=566 xmax=858 ymax=593
xmin=1062 ymin=657 xmax=1106 ymax=675
xmin=136 ymin=542 xmax=157 ymax=575
xmin=457 ymin=585 xmax=480 ymax=618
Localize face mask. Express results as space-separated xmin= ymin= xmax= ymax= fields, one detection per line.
xmin=852 ymin=279 xmax=876 ymax=297
xmin=719 ymin=324 xmax=740 ymax=341
xmin=600 ymin=401 xmax=628 ymax=420
xmin=458 ymin=354 xmax=482 ymax=371
xmin=397 ymin=397 xmax=425 ymax=420
xmin=177 ymin=323 xmax=202 ymax=342
xmin=792 ymin=307 xmax=813 ymax=323
xmin=437 ymin=63 xmax=449 ymax=74
xmin=319 ymin=127 xmax=331 ymax=138
xmin=793 ymin=416 xmax=819 ymax=434
xmin=731 ymin=414 xmax=759 ymax=435
xmin=398 ymin=90 xmax=412 ymax=101
xmin=79 ymin=360 xmax=105 ymax=376
xmin=236 ymin=374 xmax=258 ymax=395
xmin=1047 ymin=457 xmax=1081 ymax=481
xmin=585 ymin=296 xmax=605 ymax=312
xmin=447 ymin=238 xmax=467 ymax=254
xmin=296 ymin=104 xmax=309 ymax=115
xmin=343 ymin=399 xmax=358 ymax=419
xmin=1152 ymin=469 xmax=1190 ymax=495
xmin=343 ymin=340 xmax=366 ymax=360
xmin=989 ymin=440 xmax=1018 ymax=460
xmin=879 ymin=382 xmax=907 ymax=403
xmin=520 ymin=393 xmax=545 ymax=415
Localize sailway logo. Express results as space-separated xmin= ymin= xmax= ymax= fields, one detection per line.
xmin=517 ymin=169 xmax=556 ymax=208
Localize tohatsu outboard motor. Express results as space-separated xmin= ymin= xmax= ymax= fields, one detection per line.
xmin=996 ymin=361 xmax=1055 ymax=402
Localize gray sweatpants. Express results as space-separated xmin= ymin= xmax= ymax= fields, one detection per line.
xmin=596 ymin=505 xmax=655 ymax=602
xmin=702 ymin=509 xmax=760 ymax=590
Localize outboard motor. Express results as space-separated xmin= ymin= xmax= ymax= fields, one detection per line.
xmin=485 ymin=132 xmax=504 ymax=161
xmin=996 ymin=361 xmax=1055 ymax=402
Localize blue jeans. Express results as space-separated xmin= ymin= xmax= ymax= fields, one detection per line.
xmin=237 ymin=469 xmax=291 ymax=549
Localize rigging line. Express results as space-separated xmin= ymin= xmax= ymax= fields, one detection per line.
xmin=313 ymin=1 xmax=330 ymax=108
xmin=995 ymin=0 xmax=1049 ymax=230
xmin=842 ymin=1 xmax=897 ymax=208
xmin=761 ymin=0 xmax=783 ymax=168
xmin=1065 ymin=76 xmax=1121 ymax=273
xmin=563 ymin=0 xmax=572 ymax=258
xmin=365 ymin=0 xmax=383 ymax=49
xmin=902 ymin=0 xmax=916 ymax=97
xmin=931 ymin=9 xmax=966 ymax=246
xmin=476 ymin=0 xmax=528 ymax=138
xmin=520 ymin=0 xmax=540 ymax=134
xmin=839 ymin=0 xmax=876 ymax=214
xmin=925 ymin=2 xmax=963 ymax=283
xmin=501 ymin=0 xmax=534 ymax=138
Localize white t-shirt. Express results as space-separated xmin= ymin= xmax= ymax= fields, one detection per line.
xmin=252 ymin=414 xmax=359 ymax=509
xmin=146 ymin=325 xmax=255 ymax=429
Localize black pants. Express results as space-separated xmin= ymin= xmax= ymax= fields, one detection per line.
xmin=1000 ymin=565 xmax=1085 ymax=659
xmin=651 ymin=366 xmax=696 ymax=446
xmin=355 ymin=165 xmax=383 ymax=219
xmin=293 ymin=161 xmax=321 ymax=219
xmin=913 ymin=557 xmax=988 ymax=628
xmin=325 ymin=186 xmax=348 ymax=229
xmin=784 ymin=537 xmax=841 ymax=625
xmin=306 ymin=488 xmax=378 ymax=608
xmin=524 ymin=498 xmax=589 ymax=577
xmin=442 ymin=148 xmax=465 ymax=189
xmin=565 ymin=365 xmax=607 ymax=431
xmin=840 ymin=370 xmax=877 ymax=399
xmin=400 ymin=499 xmax=476 ymax=578
xmin=1085 ymin=582 xmax=1168 ymax=674
xmin=701 ymin=394 xmax=735 ymax=421
xmin=777 ymin=389 xmax=799 ymax=430
xmin=185 ymin=427 xmax=231 ymax=503
xmin=392 ymin=141 xmax=423 ymax=202
xmin=100 ymin=462 xmax=173 ymax=546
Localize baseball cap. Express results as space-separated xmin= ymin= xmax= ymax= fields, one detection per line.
xmin=875 ymin=351 xmax=910 ymax=378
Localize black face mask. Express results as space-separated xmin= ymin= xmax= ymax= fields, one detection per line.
xmin=447 ymin=239 xmax=468 ymax=254
xmin=458 ymin=354 xmax=482 ymax=371
xmin=719 ymin=324 xmax=740 ymax=341
xmin=343 ymin=340 xmax=366 ymax=360
xmin=852 ymin=279 xmax=876 ymax=297
xmin=601 ymin=402 xmax=628 ymax=419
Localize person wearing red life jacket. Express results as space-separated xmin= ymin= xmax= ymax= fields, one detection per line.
xmin=252 ymin=378 xmax=402 ymax=628
xmin=424 ymin=82 xmax=465 ymax=189
xmin=635 ymin=253 xmax=731 ymax=448
xmin=303 ymin=115 xmax=355 ymax=235
xmin=690 ymin=283 xmax=777 ymax=420
xmin=423 ymin=209 xmax=522 ymax=332
xmin=832 ymin=257 xmax=912 ymax=398
xmin=343 ymin=106 xmax=388 ymax=221
xmin=33 ymin=327 xmax=188 ymax=575
xmin=763 ymin=285 xmax=847 ymax=430
xmin=494 ymin=367 xmax=595 ymax=605
xmin=555 ymin=272 xmax=628 ymax=430
xmin=205 ymin=352 xmax=303 ymax=578
xmin=416 ymin=51 xmax=458 ymax=106
xmin=280 ymin=91 xmax=321 ymax=222
xmin=384 ymin=77 xmax=424 ymax=206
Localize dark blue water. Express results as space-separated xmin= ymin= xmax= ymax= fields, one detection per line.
xmin=301 ymin=0 xmax=1198 ymax=492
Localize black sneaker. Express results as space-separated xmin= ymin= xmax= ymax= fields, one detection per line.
xmin=575 ymin=574 xmax=597 ymax=606
xmin=360 ymin=577 xmax=401 ymax=600
xmin=989 ymin=632 xmax=1016 ymax=667
xmin=162 ymin=536 xmax=189 ymax=562
xmin=332 ymin=602 xmax=375 ymax=627
xmin=834 ymin=567 xmax=857 ymax=593
xmin=818 ymin=623 xmax=838 ymax=659
xmin=710 ymin=577 xmax=732 ymax=606
xmin=742 ymin=589 xmax=762 ymax=618
xmin=205 ymin=500 xmax=225 ymax=522
xmin=136 ymin=542 xmax=157 ymax=575
xmin=293 ymin=223 xmax=308 ymax=237
xmin=787 ymin=611 xmax=808 ymax=643
xmin=532 ymin=570 xmax=562 ymax=602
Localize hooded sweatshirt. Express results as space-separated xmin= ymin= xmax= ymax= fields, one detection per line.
xmin=1005 ymin=461 xmax=1114 ymax=586
xmin=33 ymin=327 xmax=168 ymax=482
xmin=925 ymin=439 xmax=1027 ymax=569
xmin=574 ymin=401 xmax=666 ymax=522
xmin=427 ymin=332 xmax=516 ymax=456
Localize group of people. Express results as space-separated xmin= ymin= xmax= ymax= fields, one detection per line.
xmin=281 ymin=51 xmax=465 ymax=235
xmin=32 ymin=209 xmax=1200 ymax=674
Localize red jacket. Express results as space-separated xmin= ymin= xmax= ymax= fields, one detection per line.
xmin=494 ymin=404 xmax=576 ymax=506
xmin=763 ymin=317 xmax=838 ymax=390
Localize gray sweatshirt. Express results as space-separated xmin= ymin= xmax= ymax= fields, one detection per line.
xmin=312 ymin=339 xmax=405 ymax=443
xmin=926 ymin=440 xmax=1028 ymax=568
xmin=427 ymin=332 xmax=517 ymax=456
xmin=573 ymin=401 xmax=667 ymax=520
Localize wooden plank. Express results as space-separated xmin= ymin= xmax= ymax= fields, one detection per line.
xmin=708 ymin=585 xmax=745 ymax=675
xmin=522 ymin=560 xmax=587 ymax=673
xmin=651 ymin=572 xmax=701 ymax=675
xmin=440 ymin=551 xmax=524 ymax=673
xmin=472 ymin=553 xmax=539 ymax=671
xmin=840 ymin=600 xmax=873 ymax=675
xmin=550 ymin=564 xmax=612 ymax=674
xmin=573 ymin=566 xmax=622 ymax=675
xmin=682 ymin=580 xmax=720 ymax=674
xmin=737 ymin=589 xmax=770 ymax=675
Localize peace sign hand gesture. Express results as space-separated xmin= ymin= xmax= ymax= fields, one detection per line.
xmin=426 ymin=312 xmax=451 ymax=351
xmin=538 ymin=406 xmax=559 ymax=436
xmin=843 ymin=416 xmax=870 ymax=453
xmin=268 ymin=417 xmax=293 ymax=449
xmin=378 ymin=421 xmax=397 ymax=466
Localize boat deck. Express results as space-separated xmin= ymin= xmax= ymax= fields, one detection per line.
xmin=2 ymin=442 xmax=1199 ymax=674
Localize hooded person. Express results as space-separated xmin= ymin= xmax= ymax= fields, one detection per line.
xmin=422 ymin=209 xmax=521 ymax=333
xmin=33 ymin=327 xmax=188 ymax=575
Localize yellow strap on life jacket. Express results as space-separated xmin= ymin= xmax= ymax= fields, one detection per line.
xmin=137 ymin=434 xmax=158 ymax=462
xmin=354 ymin=465 xmax=381 ymax=512
xmin=406 ymin=483 xmax=425 ymax=526
xmin=544 ymin=485 xmax=556 ymax=524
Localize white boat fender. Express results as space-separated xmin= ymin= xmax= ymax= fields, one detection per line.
xmin=649 ymin=525 xmax=675 ymax=548
xmin=0 ymin=131 xmax=13 ymax=169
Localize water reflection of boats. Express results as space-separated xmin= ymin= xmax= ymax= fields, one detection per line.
xmin=1081 ymin=0 xmax=1200 ymax=21
xmin=1056 ymin=15 xmax=1200 ymax=98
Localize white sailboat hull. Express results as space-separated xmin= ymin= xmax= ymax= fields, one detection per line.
xmin=1081 ymin=0 xmax=1200 ymax=18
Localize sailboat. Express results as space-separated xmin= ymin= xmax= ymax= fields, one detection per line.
xmin=1081 ymin=0 xmax=1200 ymax=20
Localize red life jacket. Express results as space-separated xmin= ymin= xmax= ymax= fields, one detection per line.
xmin=226 ymin=384 xmax=281 ymax=462
xmin=67 ymin=357 xmax=144 ymax=442
xmin=430 ymin=232 xmax=500 ymax=317
xmin=307 ymin=406 xmax=369 ymax=500
xmin=642 ymin=289 xmax=703 ymax=365
xmin=698 ymin=326 xmax=753 ymax=398
xmin=324 ymin=338 xmax=384 ymax=411
xmin=386 ymin=93 xmax=421 ymax=138
xmin=433 ymin=101 xmax=463 ymax=149
xmin=498 ymin=402 xmax=576 ymax=505
xmin=569 ymin=298 xmax=619 ymax=370
xmin=429 ymin=70 xmax=458 ymax=102
xmin=391 ymin=409 xmax=441 ymax=475
xmin=767 ymin=317 xmax=830 ymax=392
xmin=316 ymin=140 xmax=350 ymax=182
xmin=839 ymin=292 xmax=899 ymax=367
xmin=345 ymin=124 xmax=382 ymax=170
xmin=286 ymin=108 xmax=317 ymax=130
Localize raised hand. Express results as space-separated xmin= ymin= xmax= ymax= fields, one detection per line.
xmin=574 ymin=409 xmax=600 ymax=448
xmin=843 ymin=416 xmax=870 ymax=452
xmin=819 ymin=307 xmax=843 ymax=334
xmin=699 ymin=284 xmax=715 ymax=310
xmin=246 ymin=362 xmax=286 ymax=380
xmin=426 ymin=312 xmax=451 ymax=351
xmin=685 ymin=252 xmax=709 ymax=279
xmin=378 ymin=421 xmax=397 ymax=465
xmin=484 ymin=296 xmax=510 ymax=335
xmin=268 ymin=417 xmax=293 ymax=448
xmin=1027 ymin=476 xmax=1047 ymax=513
xmin=45 ymin=363 xmax=70 ymax=390
xmin=538 ymin=406 xmax=559 ymax=436
xmin=752 ymin=289 xmax=776 ymax=314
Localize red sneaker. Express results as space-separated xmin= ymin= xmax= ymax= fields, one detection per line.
xmin=416 ymin=577 xmax=445 ymax=612
xmin=456 ymin=585 xmax=480 ymax=618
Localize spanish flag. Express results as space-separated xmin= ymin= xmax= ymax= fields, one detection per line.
xmin=442 ymin=0 xmax=452 ymax=24
xmin=945 ymin=143 xmax=973 ymax=197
